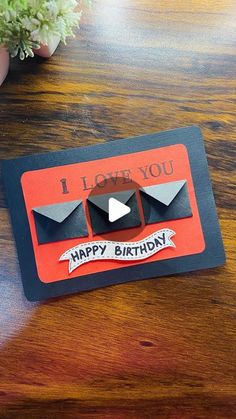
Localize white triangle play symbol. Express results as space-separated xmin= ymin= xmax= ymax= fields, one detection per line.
xmin=108 ymin=197 xmax=131 ymax=222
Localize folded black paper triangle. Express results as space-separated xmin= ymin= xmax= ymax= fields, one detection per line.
xmin=87 ymin=190 xmax=136 ymax=214
xmin=141 ymin=180 xmax=187 ymax=206
xmin=140 ymin=180 xmax=192 ymax=224
xmin=33 ymin=200 xmax=82 ymax=223
xmin=33 ymin=200 xmax=88 ymax=244
xmin=87 ymin=190 xmax=141 ymax=235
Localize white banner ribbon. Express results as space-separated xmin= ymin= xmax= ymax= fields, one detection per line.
xmin=59 ymin=229 xmax=176 ymax=273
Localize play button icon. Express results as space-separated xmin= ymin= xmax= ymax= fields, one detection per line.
xmin=87 ymin=176 xmax=148 ymax=241
xmin=108 ymin=197 xmax=131 ymax=222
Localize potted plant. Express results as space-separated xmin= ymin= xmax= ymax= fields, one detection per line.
xmin=0 ymin=0 xmax=86 ymax=85
xmin=0 ymin=45 xmax=9 ymax=85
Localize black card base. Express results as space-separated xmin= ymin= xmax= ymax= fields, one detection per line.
xmin=1 ymin=126 xmax=225 ymax=301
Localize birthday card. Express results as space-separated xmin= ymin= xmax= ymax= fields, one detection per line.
xmin=2 ymin=126 xmax=225 ymax=301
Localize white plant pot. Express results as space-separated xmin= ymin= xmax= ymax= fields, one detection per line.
xmin=34 ymin=35 xmax=61 ymax=58
xmin=0 ymin=47 xmax=10 ymax=86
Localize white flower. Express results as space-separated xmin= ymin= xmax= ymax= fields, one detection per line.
xmin=0 ymin=0 xmax=84 ymax=59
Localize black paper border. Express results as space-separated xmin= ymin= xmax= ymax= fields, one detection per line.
xmin=1 ymin=126 xmax=225 ymax=301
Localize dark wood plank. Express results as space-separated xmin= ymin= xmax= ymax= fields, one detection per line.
xmin=0 ymin=1 xmax=236 ymax=417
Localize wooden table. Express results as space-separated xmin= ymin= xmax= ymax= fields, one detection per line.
xmin=0 ymin=1 xmax=235 ymax=417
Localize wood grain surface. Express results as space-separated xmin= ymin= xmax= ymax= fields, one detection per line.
xmin=0 ymin=1 xmax=236 ymax=417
